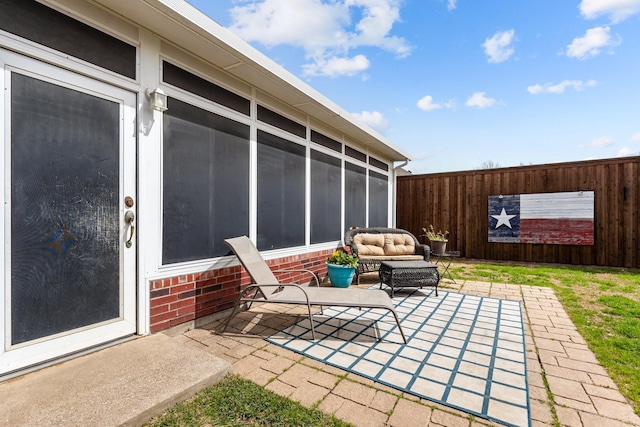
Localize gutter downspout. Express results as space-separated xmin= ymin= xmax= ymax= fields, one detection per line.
xmin=392 ymin=159 xmax=410 ymax=227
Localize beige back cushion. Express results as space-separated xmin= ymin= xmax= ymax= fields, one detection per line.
xmin=383 ymin=233 xmax=416 ymax=255
xmin=353 ymin=233 xmax=385 ymax=256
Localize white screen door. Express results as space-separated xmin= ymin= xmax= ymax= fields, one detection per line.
xmin=1 ymin=51 xmax=137 ymax=376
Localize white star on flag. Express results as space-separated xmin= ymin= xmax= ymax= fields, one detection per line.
xmin=491 ymin=208 xmax=517 ymax=229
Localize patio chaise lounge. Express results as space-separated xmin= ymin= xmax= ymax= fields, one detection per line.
xmin=222 ymin=236 xmax=407 ymax=343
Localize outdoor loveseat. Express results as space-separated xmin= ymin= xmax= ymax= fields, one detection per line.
xmin=344 ymin=227 xmax=431 ymax=284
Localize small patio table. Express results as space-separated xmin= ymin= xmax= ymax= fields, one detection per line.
xmin=379 ymin=260 xmax=440 ymax=297
xmin=431 ymin=250 xmax=460 ymax=283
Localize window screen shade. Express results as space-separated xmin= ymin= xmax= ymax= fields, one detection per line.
xmin=257 ymin=105 xmax=306 ymax=138
xmin=163 ymin=61 xmax=250 ymax=116
xmin=345 ymin=162 xmax=366 ymax=231
xmin=162 ymin=98 xmax=250 ymax=264
xmin=369 ymin=156 xmax=389 ymax=171
xmin=311 ymin=130 xmax=342 ymax=153
xmin=369 ymin=171 xmax=388 ymax=227
xmin=311 ymin=150 xmax=342 ymax=244
xmin=345 ymin=146 xmax=367 ymax=162
xmin=257 ymin=130 xmax=306 ymax=250
xmin=0 ymin=0 xmax=136 ymax=79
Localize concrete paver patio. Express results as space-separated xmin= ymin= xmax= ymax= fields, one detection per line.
xmin=179 ymin=277 xmax=640 ymax=427
xmin=2 ymin=276 xmax=639 ymax=426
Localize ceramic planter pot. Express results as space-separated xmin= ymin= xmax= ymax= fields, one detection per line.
xmin=326 ymin=263 xmax=356 ymax=287
xmin=429 ymin=240 xmax=448 ymax=255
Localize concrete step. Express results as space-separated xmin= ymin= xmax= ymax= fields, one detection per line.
xmin=0 ymin=333 xmax=232 ymax=426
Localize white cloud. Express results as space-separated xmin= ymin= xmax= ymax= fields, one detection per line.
xmin=618 ymin=146 xmax=638 ymax=156
xmin=588 ymin=135 xmax=614 ymax=147
xmin=566 ymin=26 xmax=619 ymax=59
xmin=416 ymin=95 xmax=455 ymax=111
xmin=347 ymin=0 xmax=412 ymax=57
xmin=228 ymin=0 xmax=412 ymax=77
xmin=527 ymin=79 xmax=597 ymax=94
xmin=580 ymin=0 xmax=640 ymax=23
xmin=351 ymin=110 xmax=388 ymax=132
xmin=482 ymin=29 xmax=516 ymax=63
xmin=466 ymin=92 xmax=496 ymax=108
xmin=447 ymin=0 xmax=457 ymax=11
xmin=303 ymin=54 xmax=370 ymax=77
xmin=632 ymin=132 xmax=640 ymax=142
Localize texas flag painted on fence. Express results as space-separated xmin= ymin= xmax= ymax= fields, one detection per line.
xmin=488 ymin=191 xmax=594 ymax=245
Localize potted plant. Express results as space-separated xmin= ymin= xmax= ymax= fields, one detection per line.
xmin=421 ymin=224 xmax=449 ymax=255
xmin=326 ymin=250 xmax=359 ymax=288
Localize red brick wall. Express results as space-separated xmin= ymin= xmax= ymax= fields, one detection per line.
xmin=149 ymin=247 xmax=334 ymax=333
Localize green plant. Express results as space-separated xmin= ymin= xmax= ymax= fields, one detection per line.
xmin=327 ymin=250 xmax=359 ymax=268
xmin=421 ymin=224 xmax=449 ymax=241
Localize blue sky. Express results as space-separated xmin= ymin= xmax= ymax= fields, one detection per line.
xmin=186 ymin=0 xmax=640 ymax=174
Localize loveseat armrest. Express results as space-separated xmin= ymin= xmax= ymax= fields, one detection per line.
xmin=415 ymin=243 xmax=431 ymax=262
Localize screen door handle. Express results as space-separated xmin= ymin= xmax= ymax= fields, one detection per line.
xmin=125 ymin=210 xmax=135 ymax=248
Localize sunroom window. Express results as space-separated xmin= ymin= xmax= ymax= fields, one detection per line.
xmin=369 ymin=171 xmax=389 ymax=227
xmin=345 ymin=162 xmax=367 ymax=231
xmin=162 ymin=98 xmax=250 ymax=264
xmin=257 ymin=130 xmax=306 ymax=250
xmin=310 ymin=149 xmax=342 ymax=244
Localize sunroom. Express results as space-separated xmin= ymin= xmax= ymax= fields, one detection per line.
xmin=0 ymin=0 xmax=410 ymax=377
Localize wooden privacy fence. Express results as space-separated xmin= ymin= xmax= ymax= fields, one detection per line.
xmin=396 ymin=156 xmax=640 ymax=268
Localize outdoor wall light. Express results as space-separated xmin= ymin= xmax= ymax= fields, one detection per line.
xmin=146 ymin=88 xmax=168 ymax=112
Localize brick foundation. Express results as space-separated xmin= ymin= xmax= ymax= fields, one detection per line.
xmin=149 ymin=247 xmax=335 ymax=333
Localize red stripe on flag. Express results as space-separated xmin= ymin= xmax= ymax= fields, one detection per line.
xmin=520 ymin=219 xmax=594 ymax=245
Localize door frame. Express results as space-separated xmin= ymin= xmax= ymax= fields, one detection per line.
xmin=0 ymin=50 xmax=138 ymax=375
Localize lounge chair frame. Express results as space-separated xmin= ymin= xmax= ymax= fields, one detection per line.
xmin=222 ymin=236 xmax=407 ymax=343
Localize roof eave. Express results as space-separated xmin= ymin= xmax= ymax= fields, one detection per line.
xmin=91 ymin=0 xmax=411 ymax=161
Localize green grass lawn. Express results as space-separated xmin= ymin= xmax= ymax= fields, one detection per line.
xmin=450 ymin=261 xmax=640 ymax=415
xmin=146 ymin=374 xmax=352 ymax=427
xmin=147 ymin=262 xmax=640 ymax=425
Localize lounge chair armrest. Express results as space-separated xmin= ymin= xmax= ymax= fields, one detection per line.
xmin=272 ymin=269 xmax=320 ymax=287
xmin=255 ymin=282 xmax=313 ymax=304
xmin=239 ymin=283 xmax=312 ymax=303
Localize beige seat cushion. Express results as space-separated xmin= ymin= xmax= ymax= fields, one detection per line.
xmin=353 ymin=233 xmax=385 ymax=256
xmin=359 ymin=254 xmax=423 ymax=261
xmin=383 ymin=233 xmax=416 ymax=256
